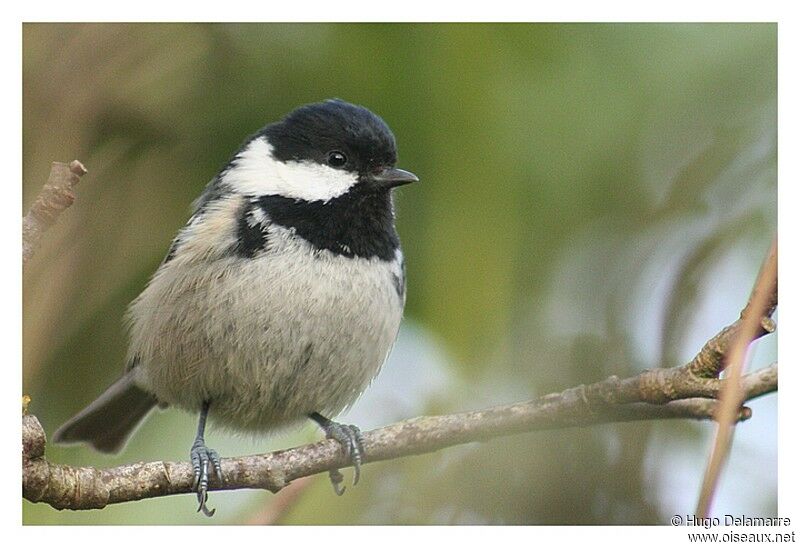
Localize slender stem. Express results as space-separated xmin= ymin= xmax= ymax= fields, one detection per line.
xmin=695 ymin=237 xmax=778 ymax=517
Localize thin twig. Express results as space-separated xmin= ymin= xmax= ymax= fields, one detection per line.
xmin=22 ymin=160 xmax=87 ymax=266
xmin=22 ymin=364 xmax=777 ymax=511
xmin=245 ymin=476 xmax=313 ymax=525
xmin=696 ymin=237 xmax=778 ymax=517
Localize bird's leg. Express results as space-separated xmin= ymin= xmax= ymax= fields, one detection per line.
xmin=190 ymin=401 xmax=223 ymax=517
xmin=309 ymin=412 xmax=365 ymax=496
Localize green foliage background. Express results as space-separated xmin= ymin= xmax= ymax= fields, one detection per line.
xmin=23 ymin=23 xmax=777 ymax=524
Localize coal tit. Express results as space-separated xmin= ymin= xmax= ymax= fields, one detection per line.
xmin=53 ymin=99 xmax=419 ymax=515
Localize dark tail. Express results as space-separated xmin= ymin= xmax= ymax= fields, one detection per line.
xmin=52 ymin=370 xmax=158 ymax=454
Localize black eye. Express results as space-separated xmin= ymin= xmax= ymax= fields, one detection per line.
xmin=327 ymin=151 xmax=347 ymax=168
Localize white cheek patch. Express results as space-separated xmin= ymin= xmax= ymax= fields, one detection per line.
xmin=221 ymin=136 xmax=359 ymax=202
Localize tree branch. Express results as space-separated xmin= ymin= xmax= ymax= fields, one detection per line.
xmin=22 ymin=363 xmax=777 ymax=511
xmin=22 ymin=160 xmax=87 ymax=266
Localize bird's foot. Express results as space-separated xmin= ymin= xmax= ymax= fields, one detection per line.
xmin=190 ymin=438 xmax=222 ymax=517
xmin=311 ymin=413 xmax=365 ymax=495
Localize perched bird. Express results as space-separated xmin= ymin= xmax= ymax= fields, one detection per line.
xmin=53 ymin=99 xmax=419 ymax=516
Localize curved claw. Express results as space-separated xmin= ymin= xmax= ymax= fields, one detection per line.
xmin=197 ymin=485 xmax=216 ymax=517
xmin=310 ymin=415 xmax=366 ymax=495
xmin=329 ymin=468 xmax=346 ymax=496
xmin=191 ymin=440 xmax=221 ymax=517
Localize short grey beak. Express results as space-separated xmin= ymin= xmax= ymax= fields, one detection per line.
xmin=370 ymin=167 xmax=419 ymax=188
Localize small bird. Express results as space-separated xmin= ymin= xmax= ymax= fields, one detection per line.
xmin=53 ymin=99 xmax=418 ymax=516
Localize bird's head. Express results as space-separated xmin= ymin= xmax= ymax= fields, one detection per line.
xmin=222 ymin=99 xmax=418 ymax=202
